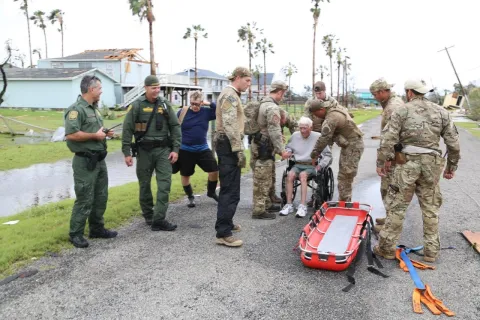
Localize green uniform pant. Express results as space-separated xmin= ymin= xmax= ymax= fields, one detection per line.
xmin=70 ymin=155 xmax=108 ymax=237
xmin=136 ymin=146 xmax=172 ymax=222
xmin=379 ymin=154 xmax=445 ymax=257
xmin=252 ymin=159 xmax=274 ymax=215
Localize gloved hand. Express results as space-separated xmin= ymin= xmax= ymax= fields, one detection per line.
xmin=237 ymin=151 xmax=246 ymax=168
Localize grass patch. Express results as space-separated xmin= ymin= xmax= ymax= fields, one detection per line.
xmin=454 ymin=122 xmax=480 ymax=138
xmin=0 ymin=150 xmax=251 ymax=277
xmin=0 ymin=136 xmax=121 ymax=171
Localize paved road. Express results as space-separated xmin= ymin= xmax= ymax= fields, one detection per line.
xmin=1 ymin=117 xmax=479 ymax=320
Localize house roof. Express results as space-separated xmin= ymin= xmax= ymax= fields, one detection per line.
xmin=251 ymin=73 xmax=275 ymax=86
xmin=175 ymin=68 xmax=227 ymax=80
xmin=47 ymin=48 xmax=146 ymax=61
xmin=2 ymin=68 xmax=118 ymax=82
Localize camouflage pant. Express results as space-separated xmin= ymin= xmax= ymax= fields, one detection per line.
xmin=337 ymin=138 xmax=364 ymax=201
xmin=252 ymin=159 xmax=274 ymax=215
xmin=380 ymin=164 xmax=396 ymax=208
xmin=379 ymin=154 xmax=445 ymax=257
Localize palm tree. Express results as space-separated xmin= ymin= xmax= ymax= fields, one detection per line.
xmin=33 ymin=48 xmax=42 ymax=60
xmin=315 ymin=65 xmax=328 ymax=81
xmin=310 ymin=0 xmax=330 ymax=92
xmin=183 ymin=25 xmax=208 ymax=86
xmin=237 ymin=22 xmax=262 ymax=101
xmin=1 ymin=42 xmax=13 ymax=105
xmin=14 ymin=0 xmax=33 ymax=67
xmin=129 ymin=0 xmax=156 ymax=75
xmin=255 ymin=38 xmax=274 ymax=97
xmin=343 ymin=57 xmax=351 ymax=106
xmin=281 ymin=63 xmax=298 ymax=101
xmin=48 ymin=9 xmax=64 ymax=57
xmin=252 ymin=64 xmax=262 ymax=100
xmin=321 ymin=34 xmax=337 ymax=95
xmin=335 ymin=47 xmax=346 ymax=102
xmin=30 ymin=11 xmax=48 ymax=58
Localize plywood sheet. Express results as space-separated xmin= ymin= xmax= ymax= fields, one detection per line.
xmin=462 ymin=230 xmax=480 ymax=254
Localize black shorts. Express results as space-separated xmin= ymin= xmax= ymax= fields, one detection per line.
xmin=177 ymin=149 xmax=218 ymax=176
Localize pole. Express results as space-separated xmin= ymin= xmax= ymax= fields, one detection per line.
xmin=438 ymin=46 xmax=471 ymax=110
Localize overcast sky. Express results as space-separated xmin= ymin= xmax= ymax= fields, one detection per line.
xmin=1 ymin=0 xmax=479 ymax=95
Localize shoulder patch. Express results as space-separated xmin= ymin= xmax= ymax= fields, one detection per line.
xmin=222 ymin=99 xmax=233 ymax=111
xmin=68 ymin=110 xmax=78 ymax=120
xmin=127 ymin=104 xmax=133 ymax=113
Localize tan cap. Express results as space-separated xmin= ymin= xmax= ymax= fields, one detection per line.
xmin=310 ymin=99 xmax=328 ymax=112
xmin=228 ymin=67 xmax=252 ymax=81
xmin=404 ymin=79 xmax=433 ymax=94
xmin=269 ymin=80 xmax=288 ymax=92
xmin=313 ymin=81 xmax=326 ymax=92
xmin=369 ymin=78 xmax=394 ymax=93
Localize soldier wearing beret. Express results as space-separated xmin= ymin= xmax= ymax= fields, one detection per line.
xmin=122 ymin=75 xmax=182 ymax=232
xmin=310 ymin=97 xmax=364 ymax=202
xmin=64 ymin=75 xmax=117 ymax=248
xmin=214 ymin=67 xmax=251 ymax=247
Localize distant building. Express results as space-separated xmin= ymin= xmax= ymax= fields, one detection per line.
xmin=0 ymin=68 xmax=118 ymax=109
xmin=354 ymin=89 xmax=376 ymax=105
xmin=175 ymin=68 xmax=228 ymax=103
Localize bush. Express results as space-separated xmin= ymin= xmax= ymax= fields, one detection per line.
xmin=468 ymin=88 xmax=480 ymax=121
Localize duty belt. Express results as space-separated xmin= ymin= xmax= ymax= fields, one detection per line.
xmin=403 ymin=145 xmax=441 ymax=156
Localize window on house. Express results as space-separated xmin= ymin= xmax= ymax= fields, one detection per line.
xmin=51 ymin=62 xmax=64 ymax=68
xmin=208 ymin=79 xmax=212 ymax=85
xmin=175 ymin=94 xmax=178 ymax=100
xmin=79 ymin=62 xmax=93 ymax=69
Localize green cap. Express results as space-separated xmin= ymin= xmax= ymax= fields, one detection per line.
xmin=144 ymin=75 xmax=160 ymax=86
xmin=310 ymin=99 xmax=327 ymax=112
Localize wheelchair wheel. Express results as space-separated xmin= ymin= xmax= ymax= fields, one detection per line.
xmin=280 ymin=170 xmax=288 ymax=206
xmin=325 ymin=167 xmax=334 ymax=201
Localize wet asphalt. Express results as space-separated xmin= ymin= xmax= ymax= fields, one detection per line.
xmin=1 ymin=116 xmax=479 ymax=320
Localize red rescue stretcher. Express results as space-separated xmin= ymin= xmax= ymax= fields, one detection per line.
xmin=297 ymin=201 xmax=388 ymax=291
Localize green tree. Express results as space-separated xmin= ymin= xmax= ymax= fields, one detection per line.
xmin=237 ymin=22 xmax=262 ymax=101
xmin=48 ymin=9 xmax=64 ymax=57
xmin=32 ymin=48 xmax=41 ymax=60
xmin=129 ymin=0 xmax=156 ymax=75
xmin=321 ymin=34 xmax=337 ymax=95
xmin=281 ymin=62 xmax=298 ymax=101
xmin=183 ymin=25 xmax=208 ymax=86
xmin=30 ymin=11 xmax=48 ymax=59
xmin=335 ymin=47 xmax=345 ymax=101
xmin=311 ymin=0 xmax=329 ymax=93
xmin=468 ymin=88 xmax=480 ymax=120
xmin=13 ymin=0 xmax=33 ymax=67
xmin=255 ymin=38 xmax=274 ymax=97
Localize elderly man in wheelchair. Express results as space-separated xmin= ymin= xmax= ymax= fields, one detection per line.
xmin=279 ymin=116 xmax=334 ymax=217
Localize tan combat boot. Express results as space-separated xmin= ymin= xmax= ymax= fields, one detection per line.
xmin=375 ymin=217 xmax=386 ymax=225
xmin=373 ymin=224 xmax=384 ymax=234
xmin=373 ymin=245 xmax=395 ymax=260
xmin=215 ymin=236 xmax=243 ymax=247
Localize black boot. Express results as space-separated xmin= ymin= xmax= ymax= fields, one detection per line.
xmin=183 ymin=184 xmax=195 ymax=208
xmin=207 ymin=180 xmax=219 ymax=202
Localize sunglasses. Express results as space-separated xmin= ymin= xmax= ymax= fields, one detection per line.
xmin=191 ymin=102 xmax=201 ymax=106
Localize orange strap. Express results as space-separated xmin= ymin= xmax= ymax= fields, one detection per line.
xmin=412 ymin=286 xmax=455 ymax=316
xmin=396 ymin=249 xmax=435 ymax=272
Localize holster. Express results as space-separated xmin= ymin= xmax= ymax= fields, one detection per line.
xmin=394 ymin=143 xmax=406 ymax=165
xmin=76 ymin=150 xmax=108 ymax=171
xmin=253 ymin=132 xmax=273 ymax=161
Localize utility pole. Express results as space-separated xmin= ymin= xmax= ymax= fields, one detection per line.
xmin=438 ymin=46 xmax=471 ymax=110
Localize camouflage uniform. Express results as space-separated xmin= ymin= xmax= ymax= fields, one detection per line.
xmin=369 ymin=79 xmax=404 ymax=204
xmin=377 ymin=95 xmax=460 ymax=258
xmin=215 ymin=82 xmax=245 ymax=238
xmin=310 ymin=101 xmax=364 ymax=202
xmin=252 ymin=96 xmax=285 ymax=216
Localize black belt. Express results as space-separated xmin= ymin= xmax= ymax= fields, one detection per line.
xmin=75 ymin=151 xmax=105 ymax=157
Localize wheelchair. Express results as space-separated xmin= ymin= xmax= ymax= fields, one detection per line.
xmin=280 ymin=156 xmax=334 ymax=210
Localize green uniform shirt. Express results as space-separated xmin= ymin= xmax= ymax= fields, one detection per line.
xmin=64 ymin=96 xmax=106 ymax=153
xmin=122 ymin=95 xmax=181 ymax=156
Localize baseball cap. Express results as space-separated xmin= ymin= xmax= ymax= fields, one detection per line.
xmin=269 ymin=80 xmax=288 ymax=92
xmin=369 ymin=78 xmax=394 ymax=93
xmin=228 ymin=67 xmax=252 ymax=81
xmin=404 ymin=79 xmax=433 ymax=94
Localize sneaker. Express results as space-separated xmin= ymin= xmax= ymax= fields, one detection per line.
xmin=373 ymin=245 xmax=395 ymax=260
xmin=89 ymin=228 xmax=118 ymax=239
xmin=232 ymin=224 xmax=242 ymax=232
xmin=151 ymin=220 xmax=177 ymax=231
xmin=69 ymin=235 xmax=89 ymax=248
xmin=295 ymin=204 xmax=307 ymax=218
xmin=215 ymin=236 xmax=243 ymax=247
xmin=252 ymin=212 xmax=276 ymax=220
xmin=279 ymin=204 xmax=294 ymax=216
xmin=376 ymin=217 xmax=386 ymax=225
xmin=187 ymin=196 xmax=196 ymax=208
